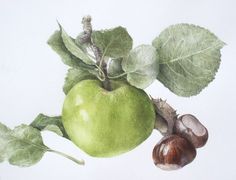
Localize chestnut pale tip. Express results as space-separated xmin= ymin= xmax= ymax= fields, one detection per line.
xmin=156 ymin=163 xmax=181 ymax=171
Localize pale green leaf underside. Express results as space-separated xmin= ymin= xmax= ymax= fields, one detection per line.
xmin=91 ymin=26 xmax=133 ymax=58
xmin=63 ymin=68 xmax=97 ymax=94
xmin=30 ymin=114 xmax=69 ymax=139
xmin=0 ymin=122 xmax=47 ymax=167
xmin=122 ymin=45 xmax=159 ymax=89
xmin=59 ymin=25 xmax=95 ymax=65
xmin=152 ymin=24 xmax=225 ymax=97
xmin=108 ymin=58 xmax=124 ymax=77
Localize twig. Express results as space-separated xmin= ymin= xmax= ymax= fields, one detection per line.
xmin=80 ymin=15 xmax=111 ymax=90
xmin=79 ymin=15 xmax=102 ymax=62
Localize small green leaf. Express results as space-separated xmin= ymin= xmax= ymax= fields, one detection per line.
xmin=91 ymin=26 xmax=133 ymax=58
xmin=63 ymin=68 xmax=97 ymax=94
xmin=108 ymin=58 xmax=124 ymax=77
xmin=48 ymin=30 xmax=93 ymax=69
xmin=30 ymin=114 xmax=69 ymax=139
xmin=0 ymin=122 xmax=47 ymax=167
xmin=0 ymin=153 xmax=4 ymax=162
xmin=59 ymin=24 xmax=95 ymax=65
xmin=0 ymin=151 xmax=3 ymax=162
xmin=0 ymin=122 xmax=84 ymax=167
xmin=43 ymin=125 xmax=64 ymax=136
xmin=152 ymin=24 xmax=225 ymax=97
xmin=0 ymin=123 xmax=10 ymax=162
xmin=122 ymin=45 xmax=159 ymax=89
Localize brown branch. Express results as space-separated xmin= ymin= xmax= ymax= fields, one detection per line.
xmin=79 ymin=15 xmax=111 ymax=90
xmin=79 ymin=15 xmax=102 ymax=62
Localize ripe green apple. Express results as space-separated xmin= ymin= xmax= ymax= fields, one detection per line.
xmin=62 ymin=80 xmax=155 ymax=157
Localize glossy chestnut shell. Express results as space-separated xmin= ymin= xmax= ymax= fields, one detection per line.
xmin=152 ymin=135 xmax=196 ymax=170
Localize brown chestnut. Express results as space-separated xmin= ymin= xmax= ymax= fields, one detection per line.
xmin=152 ymin=135 xmax=196 ymax=170
xmin=174 ymin=114 xmax=208 ymax=148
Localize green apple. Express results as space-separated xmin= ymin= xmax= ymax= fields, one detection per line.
xmin=62 ymin=80 xmax=155 ymax=157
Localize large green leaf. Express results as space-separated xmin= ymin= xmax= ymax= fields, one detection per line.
xmin=59 ymin=24 xmax=95 ymax=65
xmin=0 ymin=122 xmax=47 ymax=167
xmin=30 ymin=114 xmax=69 ymax=139
xmin=47 ymin=30 xmax=93 ymax=69
xmin=152 ymin=24 xmax=225 ymax=97
xmin=91 ymin=26 xmax=133 ymax=58
xmin=63 ymin=68 xmax=97 ymax=94
xmin=122 ymin=45 xmax=159 ymax=89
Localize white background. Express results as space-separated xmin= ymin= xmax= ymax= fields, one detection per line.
xmin=0 ymin=0 xmax=235 ymax=179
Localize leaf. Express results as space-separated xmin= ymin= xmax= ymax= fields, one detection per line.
xmin=107 ymin=58 xmax=124 ymax=77
xmin=91 ymin=26 xmax=133 ymax=58
xmin=63 ymin=68 xmax=97 ymax=94
xmin=0 ymin=148 xmax=3 ymax=162
xmin=0 ymin=123 xmax=10 ymax=162
xmin=0 ymin=122 xmax=47 ymax=167
xmin=47 ymin=30 xmax=94 ymax=69
xmin=152 ymin=24 xmax=225 ymax=97
xmin=0 ymin=122 xmax=84 ymax=167
xmin=43 ymin=125 xmax=63 ymax=136
xmin=122 ymin=45 xmax=159 ymax=89
xmin=30 ymin=114 xmax=69 ymax=139
xmin=59 ymin=24 xmax=95 ymax=65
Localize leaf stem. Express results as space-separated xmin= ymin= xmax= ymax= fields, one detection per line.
xmin=95 ymin=65 xmax=106 ymax=81
xmin=47 ymin=148 xmax=85 ymax=165
xmin=108 ymin=72 xmax=127 ymax=79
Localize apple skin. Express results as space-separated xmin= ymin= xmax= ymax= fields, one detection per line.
xmin=62 ymin=80 xmax=155 ymax=157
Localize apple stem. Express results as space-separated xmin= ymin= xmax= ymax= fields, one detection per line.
xmin=47 ymin=148 xmax=85 ymax=165
xmin=101 ymin=63 xmax=112 ymax=90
